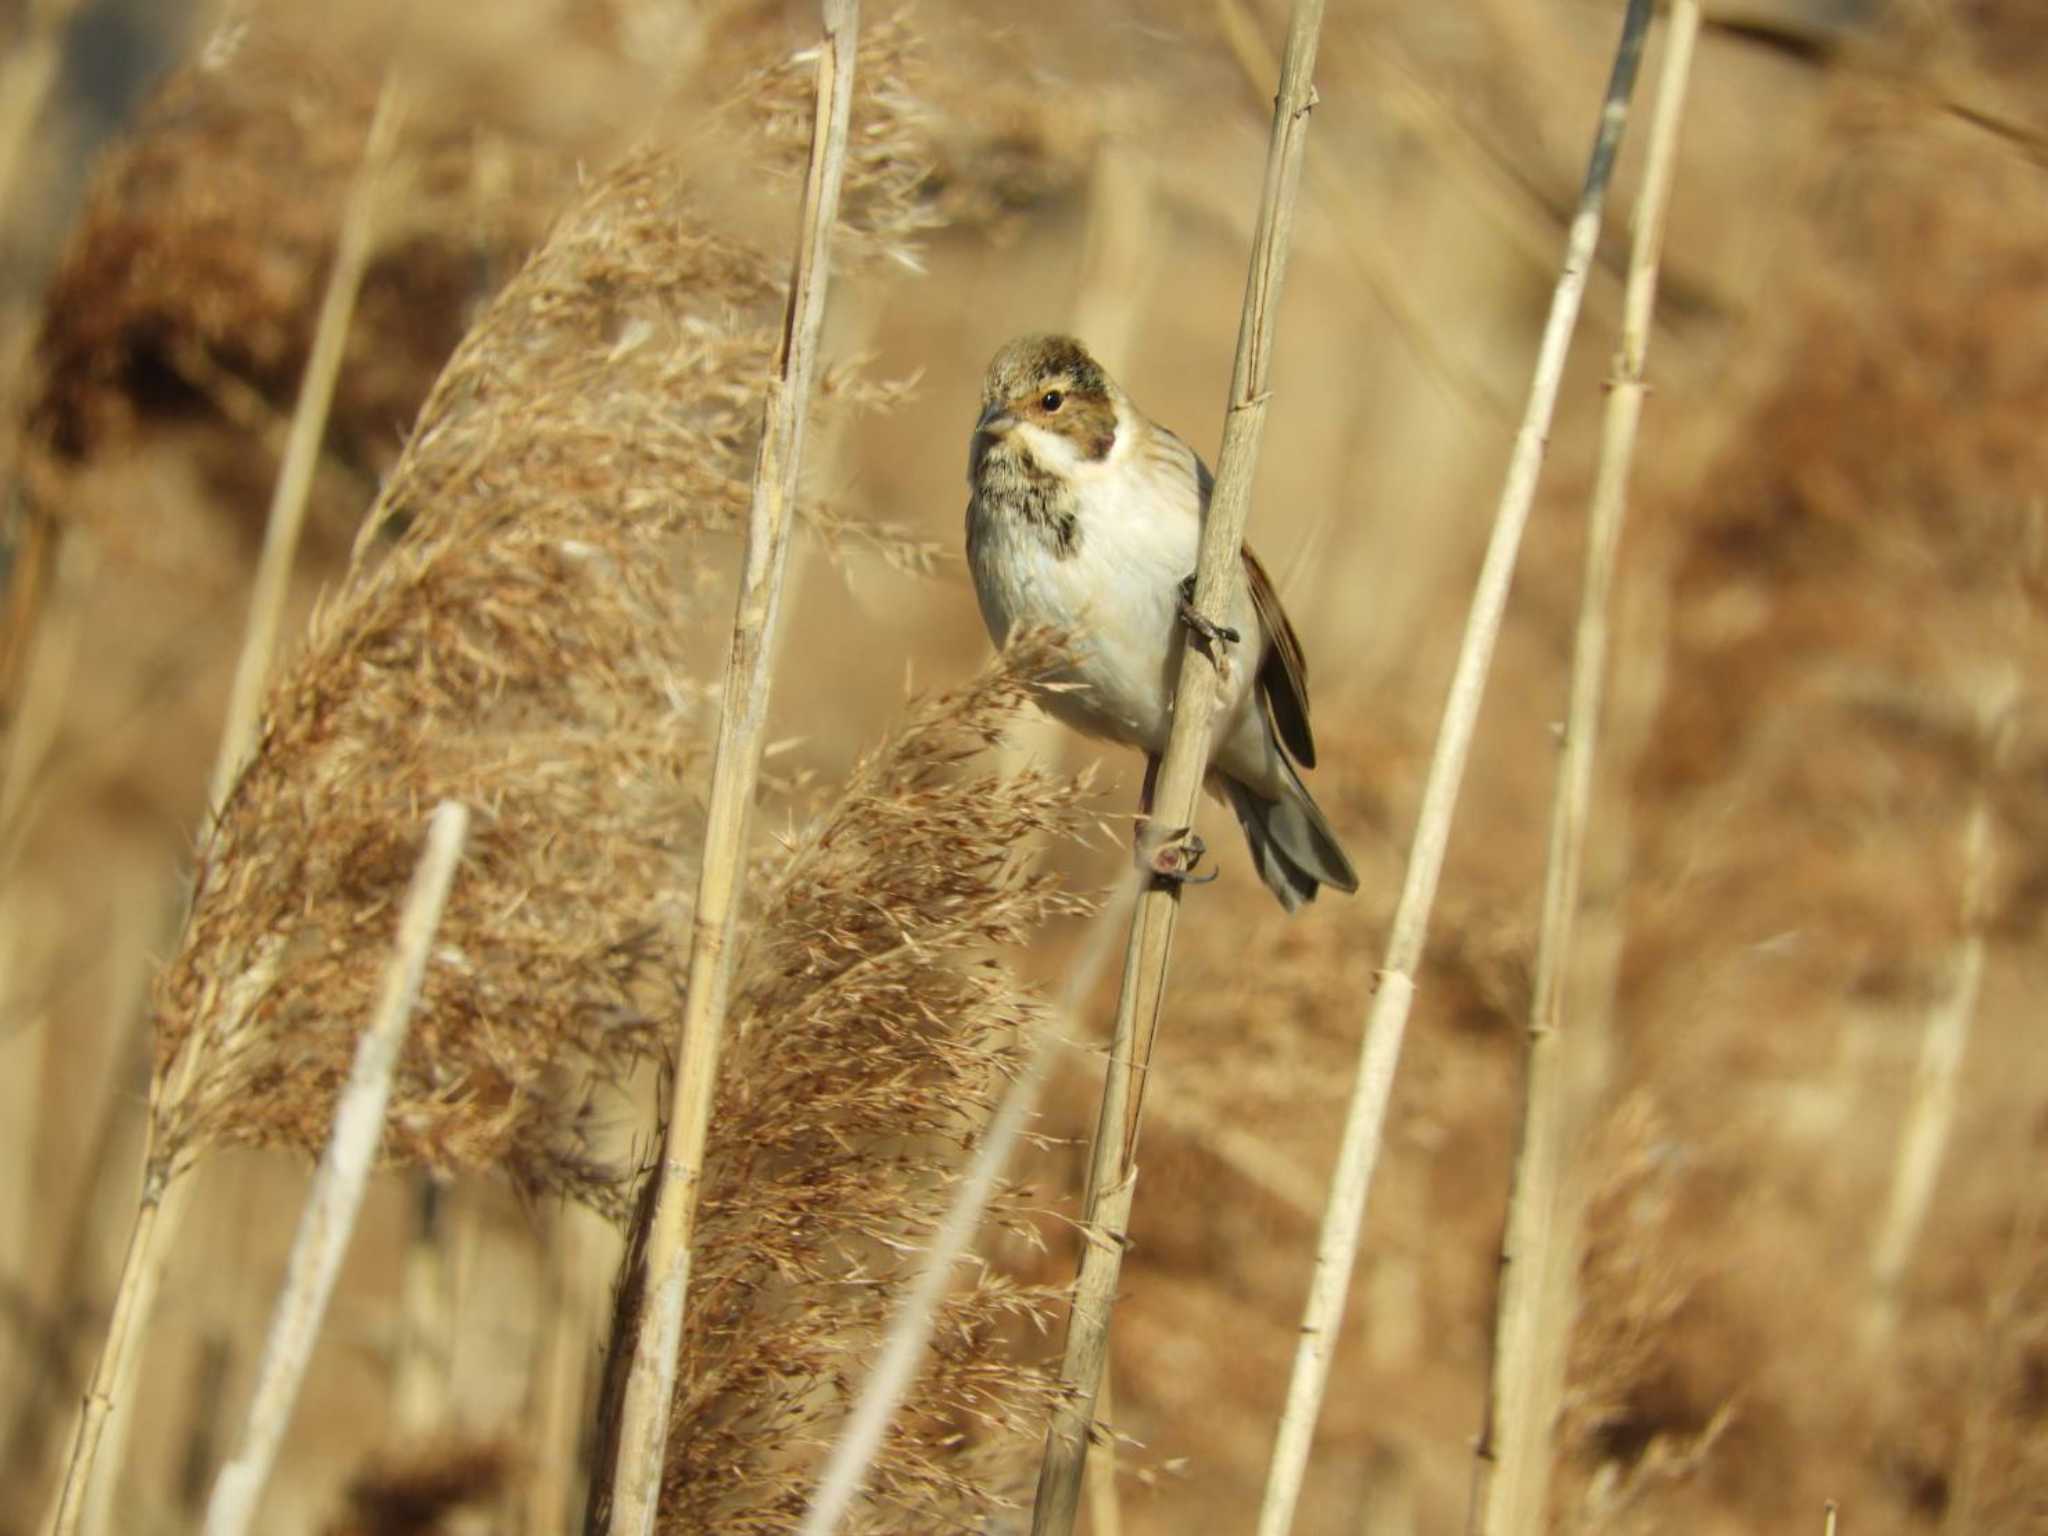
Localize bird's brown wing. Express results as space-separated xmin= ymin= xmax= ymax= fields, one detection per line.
xmin=1243 ymin=544 xmax=1316 ymax=769
xmin=1185 ymin=445 xmax=1318 ymax=769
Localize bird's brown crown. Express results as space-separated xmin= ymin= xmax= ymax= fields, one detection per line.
xmin=981 ymin=334 xmax=1110 ymax=405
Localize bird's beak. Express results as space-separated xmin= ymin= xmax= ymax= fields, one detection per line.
xmin=974 ymin=401 xmax=1018 ymax=439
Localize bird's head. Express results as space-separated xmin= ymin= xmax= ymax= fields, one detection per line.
xmin=972 ymin=334 xmax=1122 ymax=479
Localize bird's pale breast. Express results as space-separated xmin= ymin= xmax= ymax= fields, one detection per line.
xmin=968 ymin=429 xmax=1265 ymax=761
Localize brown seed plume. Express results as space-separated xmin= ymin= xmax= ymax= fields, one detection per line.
xmin=585 ymin=633 xmax=1091 ymax=1534
xmin=143 ymin=10 xmax=968 ymax=1208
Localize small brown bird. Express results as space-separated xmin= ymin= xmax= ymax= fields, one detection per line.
xmin=965 ymin=333 xmax=1357 ymax=911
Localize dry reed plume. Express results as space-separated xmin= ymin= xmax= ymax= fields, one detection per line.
xmin=16 ymin=4 xmax=2048 ymax=1535
xmin=147 ymin=8 xmax=949 ymax=1202
xmin=25 ymin=6 xmax=623 ymax=500
xmin=587 ymin=633 xmax=1091 ymax=1534
xmin=36 ymin=9 xmax=992 ymax=1529
xmin=14 ymin=4 xmax=1128 ymax=1528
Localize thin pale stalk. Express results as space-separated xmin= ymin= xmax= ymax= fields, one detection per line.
xmin=41 ymin=82 xmax=403 ymax=1515
xmin=1946 ymin=1078 xmax=2047 ymax=1534
xmin=1865 ymin=680 xmax=2013 ymax=1345
xmin=526 ymin=1202 xmax=611 ymax=1535
xmin=1 ymin=877 xmax=151 ymax=1489
xmin=40 ymin=1168 xmax=191 ymax=1536
xmin=44 ymin=920 xmax=287 ymax=1535
xmin=1029 ymin=5 xmax=1328 ymax=1532
xmin=795 ymin=1016 xmax=1058 ymax=1536
xmin=1083 ymin=1366 xmax=1122 ymax=1536
xmin=0 ymin=537 xmax=96 ymax=1434
xmin=200 ymin=801 xmax=469 ymax=1536
xmin=796 ymin=877 xmax=1139 ymax=1536
xmin=391 ymin=1175 xmax=455 ymax=1436
xmin=1214 ymin=0 xmax=1511 ymax=424
xmin=598 ymin=7 xmax=860 ymax=1531
xmin=1468 ymin=7 xmax=1701 ymax=1533
xmin=207 ymin=73 xmax=405 ymax=814
xmin=0 ymin=530 xmax=94 ymax=864
xmin=0 ymin=0 xmax=84 ymax=219
xmin=1253 ymin=5 xmax=1655 ymax=1534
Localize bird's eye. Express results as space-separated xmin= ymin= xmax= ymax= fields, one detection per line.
xmin=1040 ymin=389 xmax=1064 ymax=412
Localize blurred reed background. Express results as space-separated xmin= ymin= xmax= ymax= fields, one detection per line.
xmin=3 ymin=0 xmax=2048 ymax=1533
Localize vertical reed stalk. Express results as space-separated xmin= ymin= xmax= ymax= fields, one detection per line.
xmin=1865 ymin=679 xmax=2013 ymax=1346
xmin=526 ymin=1202 xmax=611 ymax=1534
xmin=391 ymin=1175 xmax=456 ymax=1436
xmin=796 ymin=875 xmax=1140 ymax=1536
xmin=1945 ymin=1076 xmax=2046 ymax=1534
xmin=39 ymin=80 xmax=409 ymax=1535
xmin=0 ymin=531 xmax=94 ymax=862
xmin=1253 ymin=5 xmax=1654 ymax=1532
xmin=0 ymin=534 xmax=95 ymax=1434
xmin=1 ymin=876 xmax=151 ymax=1489
xmin=599 ymin=7 xmax=860 ymax=1531
xmin=0 ymin=0 xmax=84 ymax=221
xmin=40 ymin=1167 xmax=190 ymax=1536
xmin=201 ymin=800 xmax=469 ymax=1536
xmin=53 ymin=937 xmax=282 ymax=1536
xmin=208 ymin=71 xmax=405 ymax=813
xmin=1469 ymin=6 xmax=1701 ymax=1533
xmin=1214 ymin=0 xmax=1511 ymax=425
xmin=1083 ymin=1367 xmax=1123 ymax=1536
xmin=1029 ymin=5 xmax=1328 ymax=1531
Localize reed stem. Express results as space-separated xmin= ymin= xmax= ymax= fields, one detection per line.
xmin=1253 ymin=4 xmax=1655 ymax=1531
xmin=1469 ymin=5 xmax=1701 ymax=1531
xmin=1028 ymin=4 xmax=1328 ymax=1531
xmin=208 ymin=73 xmax=405 ymax=814
xmin=598 ymin=7 xmax=860 ymax=1531
xmin=201 ymin=801 xmax=469 ymax=1536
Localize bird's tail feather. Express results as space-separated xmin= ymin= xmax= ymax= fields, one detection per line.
xmin=1224 ymin=766 xmax=1359 ymax=914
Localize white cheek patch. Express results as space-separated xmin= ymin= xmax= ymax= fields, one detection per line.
xmin=1016 ymin=421 xmax=1087 ymax=477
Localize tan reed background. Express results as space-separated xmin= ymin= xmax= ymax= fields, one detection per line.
xmin=4 ymin=1 xmax=2048 ymax=1533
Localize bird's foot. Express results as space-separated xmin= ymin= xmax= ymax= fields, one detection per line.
xmin=1137 ymin=823 xmax=1217 ymax=886
xmin=1177 ymin=574 xmax=1240 ymax=650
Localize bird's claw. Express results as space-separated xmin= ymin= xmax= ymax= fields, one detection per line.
xmin=1138 ymin=824 xmax=1217 ymax=886
xmin=1177 ymin=574 xmax=1240 ymax=650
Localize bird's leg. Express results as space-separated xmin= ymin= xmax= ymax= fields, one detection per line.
xmin=1146 ymin=578 xmax=1228 ymax=887
xmin=1133 ymin=751 xmax=1217 ymax=886
xmin=1178 ymin=573 xmax=1240 ymax=651
xmin=1145 ymin=827 xmax=1215 ymax=885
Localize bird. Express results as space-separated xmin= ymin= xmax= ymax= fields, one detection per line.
xmin=964 ymin=333 xmax=1358 ymax=912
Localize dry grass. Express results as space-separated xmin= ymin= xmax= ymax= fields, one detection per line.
xmin=23 ymin=6 xmax=615 ymax=506
xmin=146 ymin=5 xmax=950 ymax=1201
xmin=586 ymin=634 xmax=1092 ymax=1534
xmin=8 ymin=3 xmax=2048 ymax=1535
